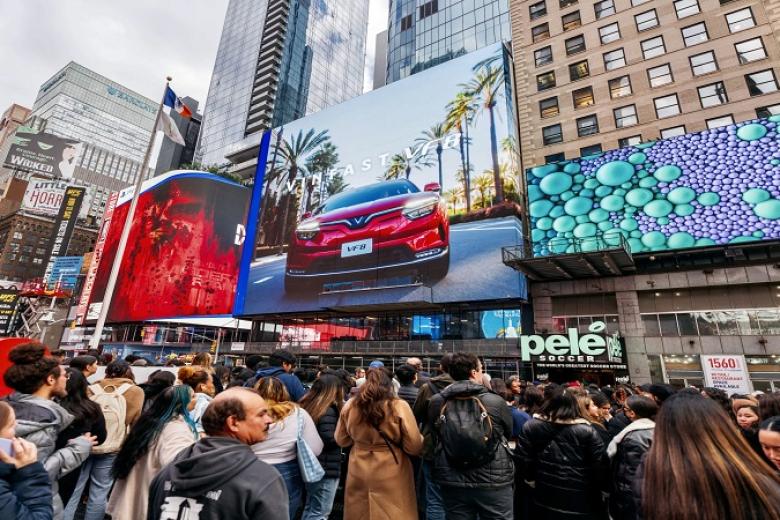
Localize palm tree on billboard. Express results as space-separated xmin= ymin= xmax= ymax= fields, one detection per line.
xmin=383 ymin=150 xmax=433 ymax=182
xmin=304 ymin=142 xmax=339 ymax=213
xmin=474 ymin=171 xmax=495 ymax=209
xmin=464 ymin=62 xmax=505 ymax=203
xmin=445 ymin=92 xmax=477 ymax=212
xmin=443 ymin=187 xmax=462 ymax=213
xmin=415 ymin=123 xmax=447 ymax=189
xmin=277 ymin=129 xmax=329 ymax=247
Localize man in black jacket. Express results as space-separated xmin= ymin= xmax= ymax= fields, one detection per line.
xmin=426 ymin=353 xmax=514 ymax=520
xmin=147 ymin=388 xmax=288 ymax=520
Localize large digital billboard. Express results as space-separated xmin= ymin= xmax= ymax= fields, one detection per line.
xmin=85 ymin=171 xmax=251 ymax=323
xmin=527 ymin=118 xmax=780 ymax=256
xmin=234 ymin=43 xmax=527 ymax=316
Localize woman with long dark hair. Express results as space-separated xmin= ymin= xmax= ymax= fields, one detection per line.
xmin=515 ymin=386 xmax=608 ymax=519
xmin=759 ymin=416 xmax=780 ymax=472
xmin=106 ymin=385 xmax=199 ymax=520
xmin=299 ymin=373 xmax=345 ymax=520
xmin=335 ymin=368 xmax=423 ymax=520
xmin=138 ymin=370 xmax=175 ymax=412
xmin=253 ymin=377 xmax=323 ymax=519
xmin=640 ymin=392 xmax=780 ymax=519
xmin=58 ymin=368 xmax=107 ymax=519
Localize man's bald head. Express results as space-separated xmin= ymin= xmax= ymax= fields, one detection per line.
xmin=202 ymin=387 xmax=273 ymax=444
xmin=406 ymin=357 xmax=423 ymax=371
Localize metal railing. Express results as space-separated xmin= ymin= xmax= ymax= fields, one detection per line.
xmin=503 ymin=232 xmax=631 ymax=261
xmin=237 ymin=339 xmax=523 ymax=357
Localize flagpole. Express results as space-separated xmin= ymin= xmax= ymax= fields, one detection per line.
xmin=88 ymin=77 xmax=171 ymax=349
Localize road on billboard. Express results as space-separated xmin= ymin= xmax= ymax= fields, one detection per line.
xmin=244 ymin=216 xmax=525 ymax=314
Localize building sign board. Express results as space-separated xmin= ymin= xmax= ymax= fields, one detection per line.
xmin=701 ymin=354 xmax=752 ymax=395
xmin=521 ymin=321 xmax=627 ymax=370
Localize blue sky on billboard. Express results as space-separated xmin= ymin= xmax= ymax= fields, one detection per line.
xmin=271 ymin=42 xmax=512 ymax=195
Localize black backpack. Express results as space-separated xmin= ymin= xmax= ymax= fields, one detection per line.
xmin=435 ymin=395 xmax=498 ymax=470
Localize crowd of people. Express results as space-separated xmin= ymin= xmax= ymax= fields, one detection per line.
xmin=0 ymin=344 xmax=779 ymax=519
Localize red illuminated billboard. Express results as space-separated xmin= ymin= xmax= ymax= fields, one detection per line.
xmin=85 ymin=171 xmax=250 ymax=323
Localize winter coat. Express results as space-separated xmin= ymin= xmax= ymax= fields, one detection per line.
xmin=607 ymin=419 xmax=654 ymax=520
xmin=397 ymin=384 xmax=418 ymax=409
xmin=335 ymin=398 xmax=423 ymax=520
xmin=106 ymin=416 xmax=198 ymax=520
xmin=607 ymin=411 xmax=631 ymax=440
xmin=4 ymin=393 xmax=92 ymax=520
xmin=515 ymin=417 xmax=609 ymax=519
xmin=314 ymin=405 xmax=342 ymax=479
xmin=412 ymin=373 xmax=454 ymax=460
xmin=0 ymin=461 xmax=52 ymax=520
xmin=55 ymin=410 xmax=107 ymax=506
xmin=88 ymin=378 xmax=144 ymax=427
xmin=147 ymin=436 xmax=288 ymax=520
xmin=246 ymin=367 xmax=306 ymax=402
xmin=426 ymin=380 xmax=515 ymax=489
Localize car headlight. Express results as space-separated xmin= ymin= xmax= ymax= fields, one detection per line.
xmin=295 ymin=220 xmax=320 ymax=240
xmin=402 ymin=196 xmax=439 ymax=220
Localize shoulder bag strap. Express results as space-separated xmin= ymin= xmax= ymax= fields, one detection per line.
xmin=373 ymin=424 xmax=400 ymax=465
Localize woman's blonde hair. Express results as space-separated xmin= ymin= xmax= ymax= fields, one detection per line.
xmin=254 ymin=377 xmax=296 ymax=422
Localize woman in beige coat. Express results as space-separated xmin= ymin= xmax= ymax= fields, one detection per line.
xmin=106 ymin=385 xmax=199 ymax=520
xmin=335 ymin=368 xmax=423 ymax=520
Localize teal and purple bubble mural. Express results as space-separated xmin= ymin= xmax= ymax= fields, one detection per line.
xmin=528 ymin=117 xmax=780 ymax=256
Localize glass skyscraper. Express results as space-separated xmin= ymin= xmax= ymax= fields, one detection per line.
xmin=198 ymin=0 xmax=369 ymax=167
xmin=386 ymin=0 xmax=510 ymax=83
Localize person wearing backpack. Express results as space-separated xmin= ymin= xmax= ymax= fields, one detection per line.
xmin=68 ymin=360 xmax=143 ymax=520
xmin=425 ymin=352 xmax=515 ymax=520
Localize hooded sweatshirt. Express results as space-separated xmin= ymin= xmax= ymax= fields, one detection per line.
xmin=147 ymin=436 xmax=289 ymax=520
xmin=247 ymin=367 xmax=306 ymax=402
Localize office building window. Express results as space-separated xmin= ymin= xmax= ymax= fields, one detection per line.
xmin=537 ymin=71 xmax=557 ymax=91
xmin=577 ymin=115 xmax=600 ymax=136
xmin=619 ymin=135 xmax=642 ymax=147
xmin=726 ymin=8 xmax=755 ymax=33
xmin=682 ymin=23 xmax=708 ymax=46
xmin=614 ymin=105 xmax=638 ymax=127
xmin=609 ymin=75 xmax=632 ymax=98
xmin=580 ymin=144 xmax=603 ymax=155
xmin=573 ymin=86 xmax=595 ymax=108
xmin=654 ymin=94 xmax=681 ymax=118
xmin=648 ymin=63 xmax=674 ymax=87
xmin=756 ymin=104 xmax=780 ymax=118
xmin=533 ymin=23 xmax=550 ymax=42
xmin=419 ymin=0 xmax=438 ymax=19
xmin=566 ymin=35 xmax=586 ymax=55
xmin=661 ymin=125 xmax=686 ymax=138
xmin=632 ymin=0 xmax=650 ymax=5
xmin=595 ymin=0 xmax=615 ymax=19
xmin=569 ymin=60 xmax=590 ymax=81
xmin=604 ymin=48 xmax=626 ymax=70
xmin=674 ymin=0 xmax=700 ymax=19
xmin=690 ymin=51 xmax=718 ymax=76
xmin=540 ymin=97 xmax=560 ymax=118
xmin=698 ymin=82 xmax=729 ymax=108
xmin=401 ymin=14 xmax=413 ymax=31
xmin=530 ymin=1 xmax=547 ymax=20
xmin=535 ymin=46 xmax=553 ymax=67
xmin=546 ymin=152 xmax=566 ymax=163
xmin=706 ymin=114 xmax=734 ymax=128
xmin=599 ymin=23 xmax=621 ymax=44
xmin=561 ymin=0 xmax=578 ymax=7
xmin=543 ymin=124 xmax=564 ymax=145
xmin=746 ymin=70 xmax=779 ymax=96
xmin=641 ymin=36 xmax=666 ymax=59
xmin=562 ymin=11 xmax=582 ymax=31
xmin=735 ymin=38 xmax=767 ymax=64
xmin=635 ymin=10 xmax=659 ymax=31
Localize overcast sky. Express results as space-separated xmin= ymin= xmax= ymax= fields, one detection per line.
xmin=0 ymin=0 xmax=388 ymax=113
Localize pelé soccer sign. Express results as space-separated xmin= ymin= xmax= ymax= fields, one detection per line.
xmin=519 ymin=321 xmax=624 ymax=366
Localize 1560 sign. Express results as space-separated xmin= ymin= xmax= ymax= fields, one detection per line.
xmin=519 ymin=321 xmax=623 ymax=363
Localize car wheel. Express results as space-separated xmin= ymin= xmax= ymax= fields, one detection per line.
xmin=427 ymin=251 xmax=450 ymax=281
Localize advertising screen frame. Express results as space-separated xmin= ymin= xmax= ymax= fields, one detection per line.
xmin=4 ymin=130 xmax=82 ymax=180
xmin=234 ymin=43 xmax=527 ymax=317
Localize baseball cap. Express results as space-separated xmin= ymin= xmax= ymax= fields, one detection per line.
xmin=368 ymin=360 xmax=384 ymax=369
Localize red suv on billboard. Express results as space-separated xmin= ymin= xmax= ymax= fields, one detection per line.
xmin=285 ymin=179 xmax=449 ymax=291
